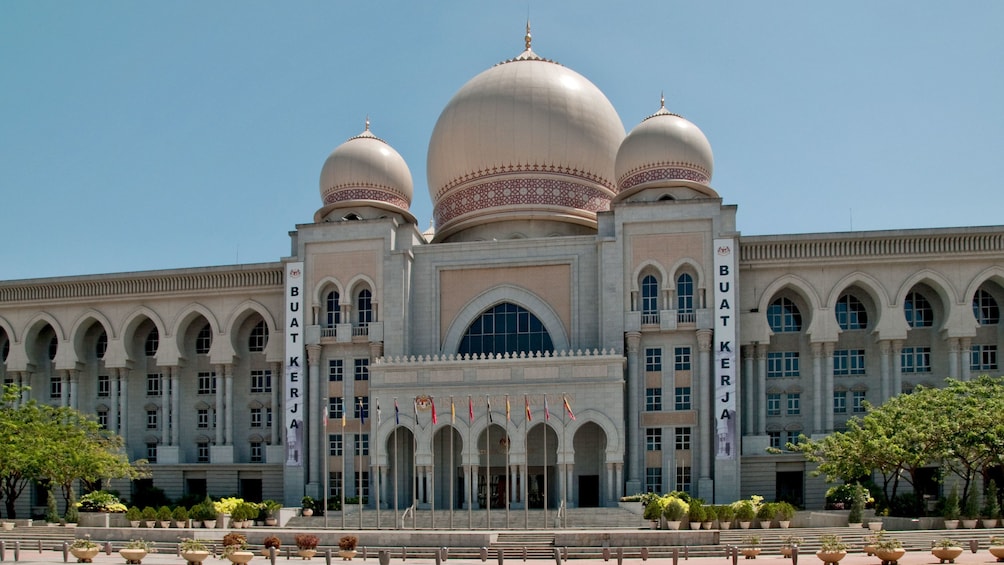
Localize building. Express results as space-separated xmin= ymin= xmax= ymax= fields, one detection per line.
xmin=2 ymin=29 xmax=1003 ymax=519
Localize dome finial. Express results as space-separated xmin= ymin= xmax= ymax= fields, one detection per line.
xmin=365 ymin=115 xmax=370 ymax=131
xmin=524 ymin=19 xmax=532 ymax=51
xmin=660 ymin=91 xmax=665 ymax=109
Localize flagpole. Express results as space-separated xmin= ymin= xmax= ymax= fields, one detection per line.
xmin=341 ymin=407 xmax=346 ymax=530
xmin=430 ymin=397 xmax=436 ymax=530
xmin=358 ymin=398 xmax=363 ymax=530
xmin=524 ymin=393 xmax=529 ymax=530
xmin=393 ymin=398 xmax=399 ymax=529
xmin=543 ymin=394 xmax=548 ymax=528
xmin=485 ymin=394 xmax=491 ymax=530
xmin=505 ymin=394 xmax=510 ymax=529
xmin=449 ymin=395 xmax=455 ymax=530
xmin=468 ymin=395 xmax=473 ymax=529
xmin=376 ymin=397 xmax=381 ymax=530
xmin=412 ymin=398 xmax=418 ymax=530
xmin=323 ymin=403 xmax=329 ymax=529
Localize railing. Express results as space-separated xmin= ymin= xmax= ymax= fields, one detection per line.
xmin=677 ymin=310 xmax=696 ymax=324
xmin=320 ymin=326 xmax=337 ymax=338
xmin=554 ymin=500 xmax=566 ymax=528
xmin=352 ymin=326 xmax=369 ymax=337
xmin=400 ymin=504 xmax=415 ymax=529
xmin=641 ymin=313 xmax=660 ymax=325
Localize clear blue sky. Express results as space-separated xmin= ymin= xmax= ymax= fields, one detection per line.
xmin=2 ymin=2 xmax=1002 ymax=281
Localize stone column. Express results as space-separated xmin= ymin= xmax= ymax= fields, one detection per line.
xmin=160 ymin=372 xmax=169 ymax=442
xmin=214 ymin=365 xmax=225 ymax=446
xmin=948 ymin=338 xmax=960 ymax=381
xmin=891 ymin=340 xmax=903 ymax=397
xmin=879 ymin=340 xmax=891 ymax=403
xmin=743 ymin=346 xmax=754 ymax=435
xmin=307 ymin=344 xmax=323 ymax=491
xmin=696 ymin=329 xmax=713 ymax=485
xmin=625 ymin=331 xmax=642 ymax=493
xmin=811 ymin=343 xmax=823 ymax=434
xmin=170 ymin=366 xmax=180 ymax=446
xmin=615 ymin=463 xmax=623 ymax=500
xmin=119 ymin=369 xmax=129 ymax=446
xmin=224 ymin=365 xmax=234 ymax=446
xmin=469 ymin=464 xmax=479 ymax=509
xmin=823 ymin=342 xmax=835 ymax=432
xmin=68 ymin=370 xmax=78 ymax=410
xmin=756 ymin=344 xmax=768 ymax=435
xmin=61 ymin=369 xmax=70 ymax=407
xmin=270 ymin=361 xmax=281 ymax=445
xmin=110 ymin=369 xmax=121 ymax=435
xmin=606 ymin=463 xmax=615 ymax=505
xmin=960 ymin=338 xmax=972 ymax=381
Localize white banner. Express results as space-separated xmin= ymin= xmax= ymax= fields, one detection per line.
xmin=284 ymin=262 xmax=304 ymax=466
xmin=713 ymin=239 xmax=737 ymax=460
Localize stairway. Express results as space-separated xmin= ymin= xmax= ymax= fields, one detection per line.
xmin=491 ymin=532 xmax=556 ymax=559
xmin=286 ymin=506 xmax=646 ymax=530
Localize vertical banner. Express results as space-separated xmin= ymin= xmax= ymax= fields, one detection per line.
xmin=713 ymin=239 xmax=737 ymax=460
xmin=285 ymin=261 xmax=305 ymax=466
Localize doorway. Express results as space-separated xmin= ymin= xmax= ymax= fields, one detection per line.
xmin=578 ymin=475 xmax=599 ymax=507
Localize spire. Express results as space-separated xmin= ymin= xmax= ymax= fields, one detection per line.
xmin=524 ymin=20 xmax=532 ymax=51
xmin=660 ymin=91 xmax=665 ymax=109
xmin=365 ymin=115 xmax=370 ymax=131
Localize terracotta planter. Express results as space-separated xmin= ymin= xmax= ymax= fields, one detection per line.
xmin=181 ymin=550 xmax=211 ymax=565
xmin=262 ymin=548 xmax=281 ymax=558
xmin=296 ymin=549 xmax=317 ymax=560
xmin=702 ymin=521 xmax=714 ymax=529
xmin=875 ymin=547 xmax=906 ymax=565
xmin=120 ymin=548 xmax=148 ymax=564
xmin=227 ymin=551 xmax=255 ymax=564
xmin=129 ymin=521 xmax=140 ymax=528
xmin=815 ymin=550 xmax=846 ymax=565
xmin=741 ymin=548 xmax=761 ymax=560
xmin=337 ymin=549 xmax=356 ymax=561
xmin=863 ymin=544 xmax=877 ymax=556
xmin=70 ymin=547 xmax=101 ymax=563
xmin=202 ymin=520 xmax=217 ymax=529
xmin=689 ymin=521 xmax=702 ymax=530
xmin=719 ymin=521 xmax=732 ymax=530
xmin=988 ymin=546 xmax=1004 ymax=562
xmin=781 ymin=547 xmax=794 ymax=558
xmin=931 ymin=546 xmax=963 ymax=564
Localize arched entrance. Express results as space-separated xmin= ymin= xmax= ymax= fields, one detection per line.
xmin=477 ymin=423 xmax=512 ymax=509
xmin=572 ymin=422 xmax=607 ymax=507
xmin=432 ymin=426 xmax=463 ymax=509
xmin=525 ymin=423 xmax=558 ymax=509
xmin=386 ymin=426 xmax=414 ymax=510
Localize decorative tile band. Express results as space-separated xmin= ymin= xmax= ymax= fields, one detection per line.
xmin=433 ymin=162 xmax=615 ymax=202
xmin=618 ymin=166 xmax=710 ymax=191
xmin=322 ymin=187 xmax=410 ymax=210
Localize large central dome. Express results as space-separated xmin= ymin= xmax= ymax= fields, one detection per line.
xmin=427 ymin=33 xmax=625 ymax=242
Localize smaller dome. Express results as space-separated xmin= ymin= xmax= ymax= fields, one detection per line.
xmin=615 ymin=102 xmax=714 ymax=197
xmin=316 ymin=122 xmax=414 ymax=222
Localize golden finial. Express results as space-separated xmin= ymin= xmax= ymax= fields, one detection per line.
xmin=524 ymin=20 xmax=532 ymax=51
xmin=660 ymin=91 xmax=665 ymax=108
xmin=365 ymin=115 xmax=370 ymax=131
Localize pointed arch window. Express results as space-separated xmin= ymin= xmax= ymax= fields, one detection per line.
xmin=195 ymin=324 xmax=212 ymax=354
xmin=677 ymin=273 xmax=695 ymax=322
xmin=767 ymin=297 xmax=802 ymax=333
xmin=904 ymin=292 xmax=933 ymax=328
xmin=248 ymin=320 xmax=268 ymax=352
xmin=145 ymin=328 xmax=159 ymax=357
xmin=835 ymin=294 xmax=868 ymax=330
xmin=641 ymin=275 xmax=659 ymax=323
xmin=973 ymin=289 xmax=999 ymax=325
xmin=48 ymin=335 xmax=58 ymax=360
xmin=325 ymin=291 xmax=341 ymax=327
xmin=356 ymin=289 xmax=372 ymax=327
xmin=458 ymin=302 xmax=554 ymax=357
xmin=95 ymin=331 xmax=108 ymax=359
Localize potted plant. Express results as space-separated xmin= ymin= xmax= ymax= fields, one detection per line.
xmin=297 ymin=533 xmax=321 ymax=560
xmin=943 ymin=487 xmax=961 ymax=529
xmin=984 ymin=480 xmax=1000 ymax=528
xmin=190 ymin=499 xmax=216 ymax=529
xmin=141 ymin=506 xmax=157 ymax=528
xmin=262 ymin=500 xmax=281 ymax=526
xmin=775 ymin=501 xmax=796 ymax=528
xmin=338 ymin=535 xmax=358 ymax=560
xmin=642 ymin=494 xmax=665 ymax=528
xmin=989 ymin=536 xmax=1004 ymax=562
xmin=703 ymin=504 xmax=717 ymax=530
xmin=756 ymin=502 xmax=775 ymax=529
xmin=735 ymin=499 xmax=756 ymax=529
xmin=664 ymin=496 xmax=688 ymax=530
xmin=126 ymin=506 xmax=142 ymax=528
xmin=261 ymin=535 xmax=281 ymax=557
xmin=238 ymin=502 xmax=260 ymax=527
xmin=222 ymin=532 xmax=252 ymax=564
xmin=688 ymin=499 xmax=707 ymax=530
xmin=70 ymin=537 xmax=100 ymax=563
xmin=780 ymin=535 xmax=803 ymax=558
xmin=815 ymin=534 xmax=848 ymax=565
xmin=301 ymin=496 xmax=316 ymax=517
xmin=931 ymin=538 xmax=963 ymax=564
xmin=156 ymin=506 xmax=172 ymax=528
xmin=120 ymin=539 xmax=155 ymax=564
xmin=874 ymin=534 xmax=905 ymax=565
xmin=741 ymin=535 xmax=762 ymax=559
xmin=229 ymin=504 xmax=247 ymax=529
xmin=961 ymin=486 xmax=980 ymax=529
xmin=172 ymin=506 xmax=189 ymax=528
xmin=863 ymin=529 xmax=886 ymax=556
xmin=847 ymin=484 xmax=865 ymax=528
xmin=179 ymin=538 xmax=211 ymax=565
xmin=716 ymin=504 xmax=735 ymax=529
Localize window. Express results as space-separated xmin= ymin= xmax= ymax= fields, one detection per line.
xmin=785 ymin=431 xmax=802 ymax=446
xmin=329 ymin=472 xmax=343 ymax=498
xmin=901 ymin=347 xmax=931 ymax=373
xmin=834 ymin=349 xmax=866 ymax=376
xmin=786 ymin=393 xmax=801 ymax=415
xmin=767 ymin=297 xmax=802 ymax=332
xmin=904 ymin=291 xmax=933 ymax=328
xmin=676 ymin=273 xmax=694 ymax=314
xmin=675 ymin=466 xmax=692 ymax=494
xmin=197 ymin=372 xmax=216 ymax=394
xmin=97 ymin=410 xmax=108 ymax=429
xmin=354 ymin=471 xmax=370 ymax=499
xmin=768 ymin=431 xmax=782 ymax=449
xmin=833 ymin=391 xmax=847 ymax=414
xmin=325 ymin=291 xmax=341 ymax=327
xmin=973 ymin=289 xmax=1000 ymax=325
xmin=95 ymin=331 xmax=108 ymax=359
xmin=767 ymin=351 xmax=799 ymax=378
xmin=354 ymin=433 xmax=369 ymax=456
xmin=835 ymin=294 xmax=868 ymax=330
xmin=645 ymin=468 xmax=662 ymax=493
xmin=50 ymin=375 xmax=61 ymax=398
xmin=195 ymin=324 xmax=212 ymax=354
xmin=645 ymin=428 xmax=662 ymax=451
xmin=250 ymin=441 xmax=263 ymax=463
xmin=357 ymin=289 xmax=373 ymax=327
xmin=328 ymin=359 xmax=344 ymax=382
xmin=641 ymin=275 xmax=659 ymax=320
xmin=645 ymin=388 xmax=662 ymax=411
xmin=146 ymin=443 xmax=158 ymax=463
xmin=645 ymin=348 xmax=662 ymax=372
xmin=675 ymin=426 xmax=691 ymax=450
xmin=329 ymin=433 xmax=343 ymax=456
xmin=329 ymin=397 xmax=344 ymax=419
xmin=674 ymin=347 xmax=691 ymax=371
xmin=250 ymin=408 xmax=263 ymax=428
xmin=197 ymin=409 xmax=210 ymax=428
xmin=266 ymin=408 xmax=273 ymax=428
xmin=354 ymin=397 xmax=369 ymax=420
xmin=250 ymin=370 xmax=271 ymax=393
xmin=197 ymin=442 xmax=210 ymax=463
xmin=674 ymin=387 xmax=691 ymax=410
xmin=145 ymin=328 xmax=159 ymax=357
xmin=48 ymin=335 xmax=58 ymax=360
xmin=146 ymin=409 xmax=158 ymax=429
xmin=767 ymin=393 xmax=781 ymax=416
xmin=852 ymin=390 xmax=867 ymax=413
xmin=146 ymin=373 xmax=161 ymax=396
xmin=97 ymin=374 xmax=110 ymax=397
xmin=971 ymin=345 xmax=999 ymax=371
xmin=354 ymin=358 xmax=369 ymax=381
xmin=248 ymin=321 xmax=268 ymax=352
xmin=458 ymin=302 xmax=554 ymax=357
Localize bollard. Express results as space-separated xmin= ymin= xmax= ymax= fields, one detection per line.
xmin=363 ymin=547 xmax=368 ymax=561
xmin=41 ymin=540 xmax=45 ymax=554
xmin=792 ymin=545 xmax=799 ymax=565
xmin=616 ymin=546 xmax=623 ymax=565
xmin=640 ymin=547 xmax=648 ymax=562
xmin=731 ymin=546 xmax=739 ymax=565
xmin=104 ymin=541 xmax=113 ymax=555
xmin=563 ymin=547 xmax=568 ymax=562
xmin=325 ymin=547 xmax=333 ymax=565
xmin=379 ymin=550 xmax=391 ymax=565
xmin=602 ymin=546 xmax=610 ymax=561
xmin=269 ymin=546 xmax=276 ymax=565
xmin=62 ymin=541 xmax=69 ymax=563
xmin=435 ymin=548 xmax=442 ymax=565
xmin=0 ymin=540 xmax=5 ymax=562
xmin=497 ymin=546 xmax=504 ymax=565
xmin=673 ymin=547 xmax=679 ymax=565
xmin=523 ymin=547 xmax=527 ymax=562
xmin=970 ymin=539 xmax=979 ymax=553
xmin=15 ymin=541 xmax=21 ymax=562
xmin=552 ymin=548 xmax=562 ymax=565
xmin=403 ymin=546 xmax=408 ymax=561
xmin=441 ymin=547 xmax=449 ymax=562
xmin=480 ymin=547 xmax=488 ymax=562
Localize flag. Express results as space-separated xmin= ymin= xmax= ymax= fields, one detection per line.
xmin=505 ymin=395 xmax=511 ymax=422
xmin=544 ymin=396 xmax=550 ymax=421
xmin=358 ymin=397 xmax=366 ymax=425
xmin=468 ymin=395 xmax=474 ymax=423
xmin=431 ymin=397 xmax=438 ymax=425
xmin=563 ymin=395 xmax=576 ymax=421
xmin=394 ymin=399 xmax=400 ymax=425
xmin=413 ymin=398 xmax=418 ymax=423
xmin=450 ymin=396 xmax=456 ymax=424
xmin=376 ymin=398 xmax=381 ymax=426
xmin=486 ymin=395 xmax=493 ymax=423
xmin=525 ymin=395 xmax=532 ymax=421
xmin=323 ymin=402 xmax=329 ymax=427
xmin=341 ymin=404 xmax=346 ymax=428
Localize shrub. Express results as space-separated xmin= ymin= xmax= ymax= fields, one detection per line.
xmin=78 ymin=491 xmax=124 ymax=513
xmin=126 ymin=506 xmax=142 ymax=521
xmin=742 ymin=535 xmax=761 ymax=548
xmin=934 ymin=539 xmax=959 ymax=549
xmin=71 ymin=538 xmax=98 ymax=550
xmin=756 ymin=501 xmax=775 ymax=521
xmin=141 ymin=506 xmax=157 ymax=522
xmin=262 ymin=536 xmax=281 ymax=549
xmin=688 ymin=499 xmax=707 ymax=522
xmin=338 ymin=536 xmax=357 ymax=551
xmin=172 ymin=506 xmax=189 ymax=522
xmin=124 ymin=539 xmax=156 ymax=552
xmin=157 ymin=506 xmax=172 ymax=521
xmin=664 ymin=496 xmax=689 ymax=521
xmin=221 ymin=533 xmax=248 ymax=558
xmin=733 ymin=499 xmax=755 ymax=522
xmin=296 ymin=534 xmax=320 ymax=550
xmin=715 ymin=504 xmax=735 ymax=523
xmin=943 ymin=486 xmax=961 ymax=521
xmin=179 ymin=539 xmax=209 ymax=552
xmin=819 ymin=534 xmax=847 ymax=552
xmin=962 ymin=486 xmax=980 ymax=519
xmin=775 ymin=501 xmax=796 ymax=521
xmin=985 ymin=480 xmax=1001 ymax=519
xmin=848 ymin=485 xmax=866 ymax=524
